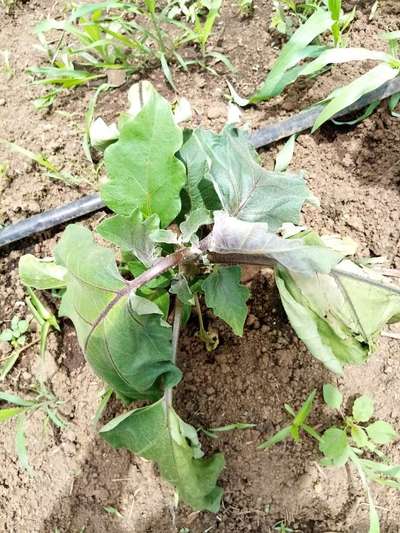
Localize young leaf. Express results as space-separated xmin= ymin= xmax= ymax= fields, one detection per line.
xmin=366 ymin=421 xmax=398 ymax=445
xmin=353 ymin=396 xmax=374 ymax=423
xmin=54 ymin=224 xmax=182 ymax=402
xmin=19 ymin=255 xmax=67 ymax=289
xmin=97 ymin=210 xmax=161 ymax=267
xmin=180 ymin=207 xmax=212 ymax=243
xmin=351 ymin=425 xmax=369 ymax=448
xmin=0 ymin=329 xmax=13 ymax=342
xmin=0 ymin=407 xmax=27 ymax=423
xmin=195 ymin=128 xmax=316 ymax=229
xmin=312 ymin=63 xmax=399 ymax=131
xmin=319 ymin=427 xmax=350 ymax=467
xmin=100 ymin=400 xmax=224 ymax=512
xmin=250 ymin=8 xmax=333 ymax=102
xmin=323 ymin=384 xmax=343 ymax=410
xmin=102 ymin=88 xmax=186 ymax=227
xmin=170 ymin=276 xmax=194 ymax=306
xmin=258 ymin=425 xmax=292 ymax=450
xmin=0 ymin=392 xmax=35 ymax=407
xmin=210 ymin=212 xmax=341 ymax=275
xmin=202 ymin=266 xmax=250 ymax=336
xmin=293 ymin=389 xmax=316 ymax=428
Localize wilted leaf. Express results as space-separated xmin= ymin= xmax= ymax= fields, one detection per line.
xmin=210 ymin=212 xmax=341 ymax=275
xmin=202 ymin=266 xmax=250 ymax=336
xmin=54 ymin=224 xmax=181 ymax=402
xmin=170 ymin=276 xmax=194 ymax=306
xmin=100 ymin=399 xmax=224 ymax=512
xmin=102 ymin=89 xmax=186 ymax=226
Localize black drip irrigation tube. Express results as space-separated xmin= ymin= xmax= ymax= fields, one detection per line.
xmin=1 ymin=76 xmax=400 ymax=250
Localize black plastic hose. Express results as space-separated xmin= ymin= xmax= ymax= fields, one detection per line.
xmin=1 ymin=76 xmax=400 ymax=249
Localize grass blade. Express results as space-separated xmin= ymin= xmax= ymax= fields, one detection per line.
xmin=83 ymin=82 xmax=110 ymax=163
xmin=251 ymin=8 xmax=333 ymax=102
xmin=275 ymin=134 xmax=297 ymax=172
xmin=15 ymin=413 xmax=31 ymax=472
xmin=258 ymin=425 xmax=292 ymax=449
xmin=0 ymin=392 xmax=34 ymax=407
xmin=312 ymin=63 xmax=399 ymax=131
xmin=0 ymin=407 xmax=27 ymax=422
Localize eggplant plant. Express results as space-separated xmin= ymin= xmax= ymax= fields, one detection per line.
xmin=18 ymin=83 xmax=400 ymax=512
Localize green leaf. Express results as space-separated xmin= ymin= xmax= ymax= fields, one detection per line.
xmin=15 ymin=413 xmax=31 ymax=472
xmin=206 ymin=422 xmax=256 ymax=433
xmin=293 ymin=389 xmax=316 ymax=427
xmin=100 ymin=400 xmax=224 ymax=512
xmin=102 ymin=88 xmax=186 ymax=226
xmin=323 ymin=384 xmax=343 ymax=410
xmin=0 ymin=350 xmax=22 ymax=381
xmin=179 ymin=129 xmax=221 ymax=213
xmin=0 ymin=329 xmax=13 ymax=342
xmin=170 ymin=276 xmax=194 ymax=306
xmin=202 ymin=266 xmax=250 ymax=336
xmin=19 ymin=255 xmax=67 ymax=289
xmin=258 ymin=425 xmax=292 ymax=450
xmin=319 ymin=427 xmax=350 ymax=467
xmin=180 ymin=207 xmax=212 ymax=243
xmin=0 ymin=392 xmax=34 ymax=406
xmin=46 ymin=408 xmax=67 ymax=429
xmin=55 ymin=224 xmax=181 ymax=402
xmin=366 ymin=421 xmax=398 ymax=445
xmin=351 ymin=425 xmax=369 ymax=448
xmin=0 ymin=407 xmax=27 ymax=422
xmin=274 ymin=134 xmax=296 ymax=172
xmin=97 ymin=210 xmax=161 ymax=267
xmin=195 ymin=128 xmax=316 ymax=229
xmin=210 ymin=212 xmax=341 ymax=275
xmin=328 ymin=0 xmax=341 ymax=20
xmin=312 ymin=63 xmax=399 ymax=131
xmin=353 ymin=396 xmax=374 ymax=423
xmin=250 ymin=8 xmax=333 ymax=102
xmin=93 ymin=387 xmax=113 ymax=426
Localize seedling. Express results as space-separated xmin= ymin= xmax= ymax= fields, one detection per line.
xmin=236 ymin=0 xmax=254 ymax=18
xmin=25 ymin=287 xmax=60 ymax=359
xmin=0 ymin=315 xmax=29 ymax=349
xmin=260 ymin=385 xmax=400 ymax=532
xmin=273 ymin=521 xmax=295 ymax=533
xmin=31 ymin=1 xmax=228 ymax=106
xmin=18 ymin=84 xmax=400 ymax=513
xmin=0 ymin=383 xmax=66 ymax=472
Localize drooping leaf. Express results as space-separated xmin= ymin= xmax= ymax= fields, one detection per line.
xmin=102 ymin=89 xmax=186 ymax=226
xmin=195 ymin=128 xmax=317 ymax=229
xmin=97 ymin=210 xmax=161 ymax=267
xmin=19 ymin=255 xmax=67 ymax=289
xmin=202 ymin=266 xmax=250 ymax=336
xmin=100 ymin=399 xmax=224 ymax=512
xmin=323 ymin=383 xmax=343 ymax=410
xmin=366 ymin=421 xmax=398 ymax=445
xmin=250 ymin=8 xmax=333 ymax=102
xmin=319 ymin=427 xmax=350 ymax=467
xmin=353 ymin=396 xmax=374 ymax=423
xmin=54 ymin=224 xmax=181 ymax=402
xmin=275 ymin=256 xmax=400 ymax=374
xmin=209 ymin=212 xmax=341 ymax=275
xmin=312 ymin=63 xmax=399 ymax=131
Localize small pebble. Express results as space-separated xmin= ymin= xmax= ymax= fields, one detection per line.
xmin=0 ymin=98 xmax=5 ymax=106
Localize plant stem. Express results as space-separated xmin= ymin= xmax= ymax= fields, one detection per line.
xmin=194 ymin=293 xmax=206 ymax=335
xmin=164 ymin=299 xmax=182 ymax=408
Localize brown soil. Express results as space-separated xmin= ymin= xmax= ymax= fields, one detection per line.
xmin=1 ymin=1 xmax=400 ymax=532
